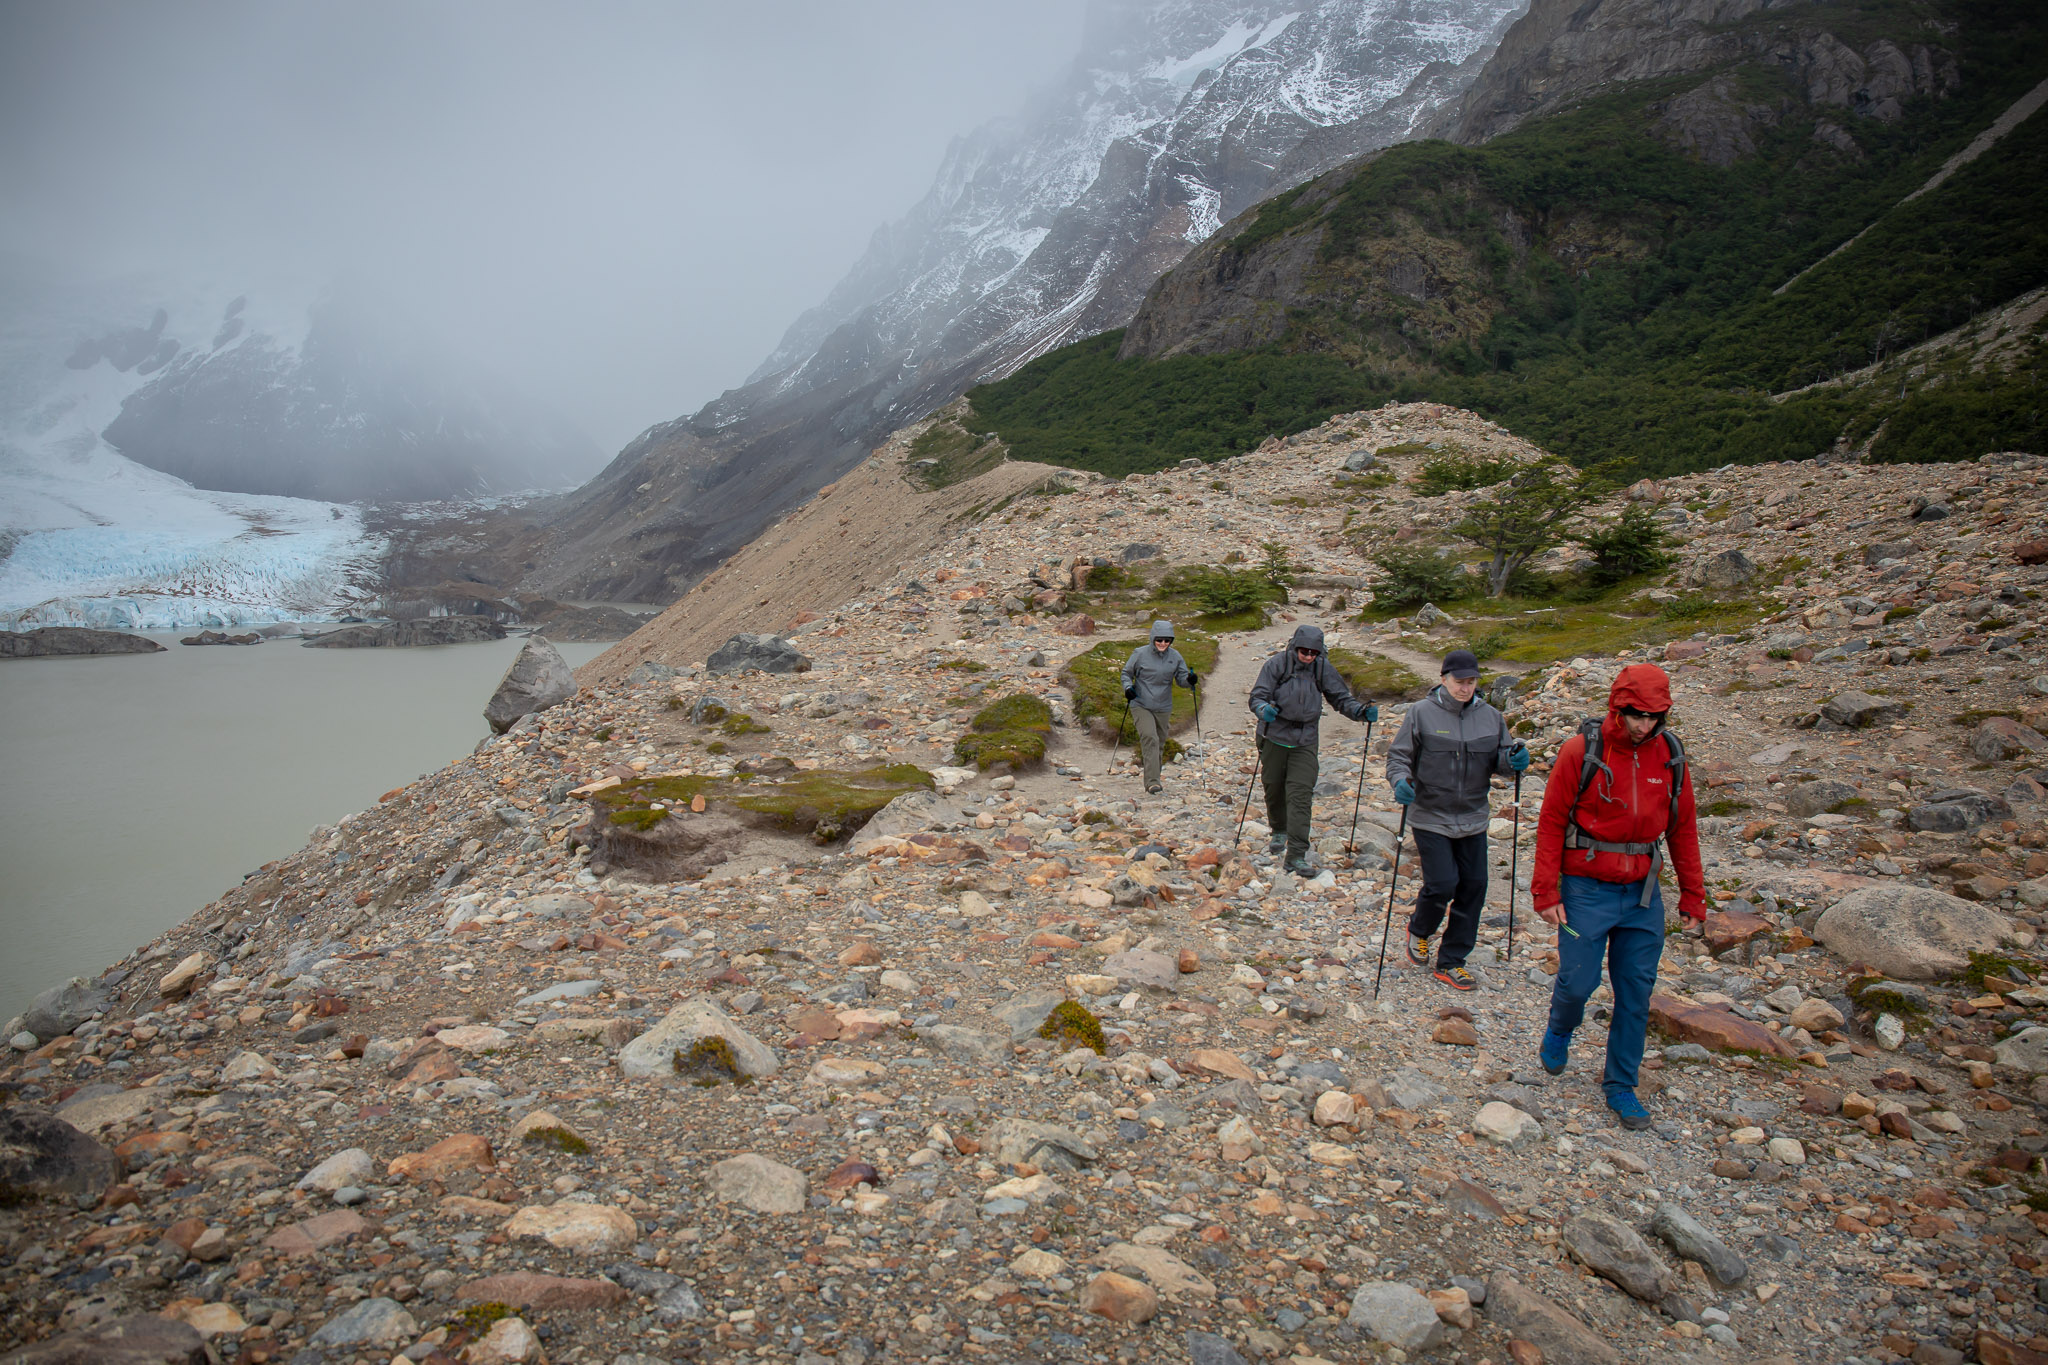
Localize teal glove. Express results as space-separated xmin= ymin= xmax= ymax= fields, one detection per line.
xmin=1394 ymin=778 xmax=1415 ymax=805
xmin=1257 ymin=703 xmax=1279 ymax=725
xmin=1362 ymin=702 xmax=1379 ymax=724
xmin=1508 ymin=744 xmax=1530 ymax=773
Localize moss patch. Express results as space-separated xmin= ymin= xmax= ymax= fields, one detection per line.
xmin=1039 ymin=999 xmax=1108 ymax=1055
xmin=450 ymin=1302 xmax=512 ymax=1336
xmin=1064 ymin=633 xmax=1220 ymax=747
xmin=1962 ymin=950 xmax=2033 ymax=991
xmin=1951 ymin=709 xmax=2024 ymax=727
xmin=675 ymin=1036 xmax=751 ymax=1086
xmin=520 ymin=1125 xmax=590 ymax=1156
xmin=1702 ymin=799 xmax=1753 ymax=817
xmin=591 ymin=764 xmax=935 ymax=843
xmin=1427 ymin=585 xmax=1768 ymax=665
xmin=720 ymin=712 xmax=770 ymax=736
xmin=954 ymin=692 xmax=1056 ymax=770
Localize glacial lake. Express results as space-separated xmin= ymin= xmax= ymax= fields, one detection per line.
xmin=0 ymin=633 xmax=615 ymax=1022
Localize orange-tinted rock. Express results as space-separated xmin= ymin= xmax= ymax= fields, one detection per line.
xmin=115 ymin=1130 xmax=193 ymax=1167
xmin=1054 ymin=614 xmax=1096 ymax=637
xmin=262 ymin=1208 xmax=367 ymax=1257
xmin=1029 ymin=932 xmax=1080 ymax=950
xmin=1433 ymin=1019 xmax=1479 ymax=1046
xmin=162 ymin=1216 xmax=207 ymax=1252
xmin=387 ymin=1133 xmax=495 ymax=1182
xmin=1978 ymin=1330 xmax=2048 ymax=1365
xmin=1178 ymin=948 xmax=1201 ymax=973
xmin=786 ymin=1006 xmax=841 ymax=1041
xmin=1079 ymin=1271 xmax=1157 ymax=1323
xmin=1702 ymin=908 xmax=1771 ymax=953
xmin=837 ymin=940 xmax=883 ymax=967
xmin=394 ymin=1050 xmax=462 ymax=1089
xmin=456 ymin=1272 xmax=629 ymax=1311
xmin=1648 ymin=994 xmax=1794 ymax=1057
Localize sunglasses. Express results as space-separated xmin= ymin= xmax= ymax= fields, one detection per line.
xmin=1618 ymin=707 xmax=1668 ymax=722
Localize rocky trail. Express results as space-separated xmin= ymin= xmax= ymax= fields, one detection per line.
xmin=6 ymin=404 xmax=2048 ymax=1365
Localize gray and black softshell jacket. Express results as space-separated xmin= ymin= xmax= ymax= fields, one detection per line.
xmin=1383 ymin=683 xmax=1517 ymax=837
xmin=1120 ymin=645 xmax=1193 ymax=713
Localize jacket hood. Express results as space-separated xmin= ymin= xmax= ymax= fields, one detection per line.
xmin=1608 ymin=663 xmax=1673 ymax=718
xmin=1151 ymin=620 xmax=1175 ymax=640
xmin=1288 ymin=624 xmax=1326 ymax=654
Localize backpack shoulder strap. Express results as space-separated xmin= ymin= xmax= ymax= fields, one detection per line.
xmin=1660 ymin=729 xmax=1688 ymax=828
xmin=1572 ymin=717 xmax=1606 ymax=808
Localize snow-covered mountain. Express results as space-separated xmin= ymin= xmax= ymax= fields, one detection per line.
xmin=0 ymin=266 xmax=599 ymax=629
xmin=545 ymin=0 xmax=1528 ymax=602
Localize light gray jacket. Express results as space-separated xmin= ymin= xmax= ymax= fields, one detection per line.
xmin=1120 ymin=644 xmax=1193 ymax=713
xmin=1384 ymin=685 xmax=1516 ymax=837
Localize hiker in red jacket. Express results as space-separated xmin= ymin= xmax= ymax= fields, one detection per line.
xmin=1529 ymin=662 xmax=1707 ymax=1130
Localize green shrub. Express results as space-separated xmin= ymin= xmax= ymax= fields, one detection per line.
xmin=1370 ymin=546 xmax=1468 ymax=609
xmin=1581 ymin=506 xmax=1675 ymax=585
xmin=1413 ymin=455 xmax=1518 ymax=496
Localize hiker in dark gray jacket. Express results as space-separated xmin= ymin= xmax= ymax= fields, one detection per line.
xmin=1248 ymin=623 xmax=1375 ymax=875
xmin=1120 ymin=621 xmax=1197 ymax=793
xmin=1384 ymin=648 xmax=1528 ymax=991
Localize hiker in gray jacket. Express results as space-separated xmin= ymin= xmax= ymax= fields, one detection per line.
xmin=1384 ymin=648 xmax=1529 ymax=991
xmin=1248 ymin=623 xmax=1375 ymax=875
xmin=1120 ymin=621 xmax=1198 ymax=794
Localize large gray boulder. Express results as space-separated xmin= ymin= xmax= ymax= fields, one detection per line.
xmin=706 ymin=633 xmax=810 ymax=676
xmin=1815 ymin=886 xmax=2014 ymax=980
xmin=616 ymin=999 xmax=779 ymax=1080
xmin=0 ymin=1108 xmax=119 ymax=1205
xmin=22 ymin=978 xmax=112 ymax=1040
xmin=1561 ymin=1213 xmax=1677 ymax=1303
xmin=1907 ymin=787 xmax=2012 ymax=833
xmin=1690 ymin=548 xmax=1757 ymax=589
xmin=484 ymin=636 xmax=577 ymax=733
xmin=1483 ymin=1274 xmax=1618 ymax=1365
xmin=1783 ymin=779 xmax=1859 ymax=818
xmin=1820 ymin=691 xmax=1904 ymax=728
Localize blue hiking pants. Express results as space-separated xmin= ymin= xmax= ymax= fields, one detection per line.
xmin=1545 ymin=873 xmax=1666 ymax=1098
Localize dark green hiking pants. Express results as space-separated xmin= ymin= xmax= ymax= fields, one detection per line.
xmin=1259 ymin=739 xmax=1318 ymax=858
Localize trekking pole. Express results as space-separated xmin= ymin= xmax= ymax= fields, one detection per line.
xmin=1231 ymin=725 xmax=1265 ymax=849
xmin=1344 ymin=716 xmax=1375 ymax=854
xmin=1372 ymin=805 xmax=1411 ymax=1000
xmin=1105 ymin=699 xmax=1131 ymax=775
xmin=1505 ymin=754 xmax=1526 ymax=962
xmin=1192 ymin=683 xmax=1203 ymax=746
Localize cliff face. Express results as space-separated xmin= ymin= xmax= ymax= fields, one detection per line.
xmin=1116 ymin=0 xmax=1971 ymax=365
xmin=531 ymin=0 xmax=1530 ymax=602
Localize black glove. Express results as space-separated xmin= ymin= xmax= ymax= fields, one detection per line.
xmin=1123 ymin=685 xmax=1136 ymax=701
xmin=1187 ymin=671 xmax=1201 ymax=688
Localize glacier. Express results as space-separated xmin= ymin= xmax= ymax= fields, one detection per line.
xmin=0 ymin=272 xmax=382 ymax=631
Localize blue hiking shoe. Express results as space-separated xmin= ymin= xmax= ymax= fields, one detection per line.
xmin=1606 ymin=1089 xmax=1653 ymax=1131
xmin=1539 ymin=1031 xmax=1570 ymax=1076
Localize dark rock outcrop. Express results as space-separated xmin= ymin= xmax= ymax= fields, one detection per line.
xmin=706 ymin=633 xmax=811 ymax=676
xmin=0 ymin=1108 xmax=119 ymax=1206
xmin=0 ymin=1313 xmax=206 ymax=1364
xmin=0 ymin=628 xmax=164 ymax=658
xmin=303 ymin=617 xmax=507 ymax=649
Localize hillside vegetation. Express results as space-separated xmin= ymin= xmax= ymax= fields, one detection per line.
xmin=963 ymin=0 xmax=2047 ymax=478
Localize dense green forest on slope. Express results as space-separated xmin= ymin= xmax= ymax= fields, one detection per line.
xmin=966 ymin=0 xmax=2048 ymax=477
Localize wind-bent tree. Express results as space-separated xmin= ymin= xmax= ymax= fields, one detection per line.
xmin=1454 ymin=458 xmax=1622 ymax=597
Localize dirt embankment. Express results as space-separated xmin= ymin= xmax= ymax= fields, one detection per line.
xmin=579 ymin=424 xmax=1061 ymax=687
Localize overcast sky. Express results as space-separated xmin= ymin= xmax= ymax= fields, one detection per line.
xmin=0 ymin=0 xmax=1088 ymax=452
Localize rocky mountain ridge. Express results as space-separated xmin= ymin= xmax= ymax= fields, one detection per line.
xmin=7 ymin=400 xmax=2048 ymax=1364
xmin=524 ymin=0 xmax=1530 ymax=603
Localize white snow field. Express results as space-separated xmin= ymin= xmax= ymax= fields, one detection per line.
xmin=0 ymin=272 xmax=382 ymax=631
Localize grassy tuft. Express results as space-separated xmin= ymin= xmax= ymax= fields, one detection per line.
xmin=675 ymin=1036 xmax=751 ymax=1086
xmin=1038 ymin=999 xmax=1108 ymax=1055
xmin=520 ymin=1125 xmax=590 ymax=1156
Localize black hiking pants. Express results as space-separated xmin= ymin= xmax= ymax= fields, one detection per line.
xmin=1407 ymin=828 xmax=1488 ymax=969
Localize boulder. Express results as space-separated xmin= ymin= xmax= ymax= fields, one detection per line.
xmin=1562 ymin=1214 xmax=1677 ymax=1303
xmin=1484 ymin=1274 xmax=1619 ymax=1365
xmin=1346 ymin=1283 xmax=1445 ymax=1351
xmin=1974 ymin=717 xmax=2047 ymax=762
xmin=1472 ymin=1102 xmax=1543 ymax=1147
xmin=1701 ymin=906 xmax=1772 ymax=953
xmin=1692 ymin=548 xmax=1757 ymax=589
xmin=992 ymin=989 xmax=1066 ymax=1043
xmin=296 ymin=1147 xmax=375 ymax=1193
xmin=155 ymin=952 xmax=208 ymax=998
xmin=1651 ymin=1202 xmax=1747 ymax=1286
xmin=22 ymin=978 xmax=112 ymax=1040
xmin=1080 ymin=1271 xmax=1157 ymax=1323
xmin=503 ymin=1202 xmax=638 ymax=1253
xmin=1413 ymin=602 xmax=1458 ymax=629
xmin=706 ymin=633 xmax=811 ymax=675
xmin=1342 ymin=450 xmax=1378 ymax=472
xmin=1815 ymin=886 xmax=2014 ymax=980
xmin=1863 ymin=540 xmax=1916 ymax=566
xmin=0 ymin=1107 xmax=118 ymax=1204
xmin=1908 ymin=787 xmax=2012 ymax=832
xmin=915 ymin=1024 xmax=1007 ymax=1067
xmin=307 ymin=1298 xmax=417 ymax=1348
xmin=484 ymin=637 xmax=577 ymax=734
xmin=1649 ymin=995 xmax=1795 ymax=1056
xmin=0 ymin=1313 xmax=204 ymax=1363
xmin=616 ymin=999 xmax=779 ymax=1079
xmin=1783 ymin=780 xmax=1859 ymax=818
xmin=1104 ymin=949 xmax=1178 ymax=991
xmin=1820 ymin=692 xmax=1904 ymax=728
xmin=1994 ymin=1027 xmax=2048 ymax=1075
xmin=1121 ymin=543 xmax=1161 ymax=563
xmin=706 ymin=1153 xmax=807 ymax=1214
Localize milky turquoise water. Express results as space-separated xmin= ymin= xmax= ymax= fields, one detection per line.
xmin=0 ymin=634 xmax=613 ymax=1021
